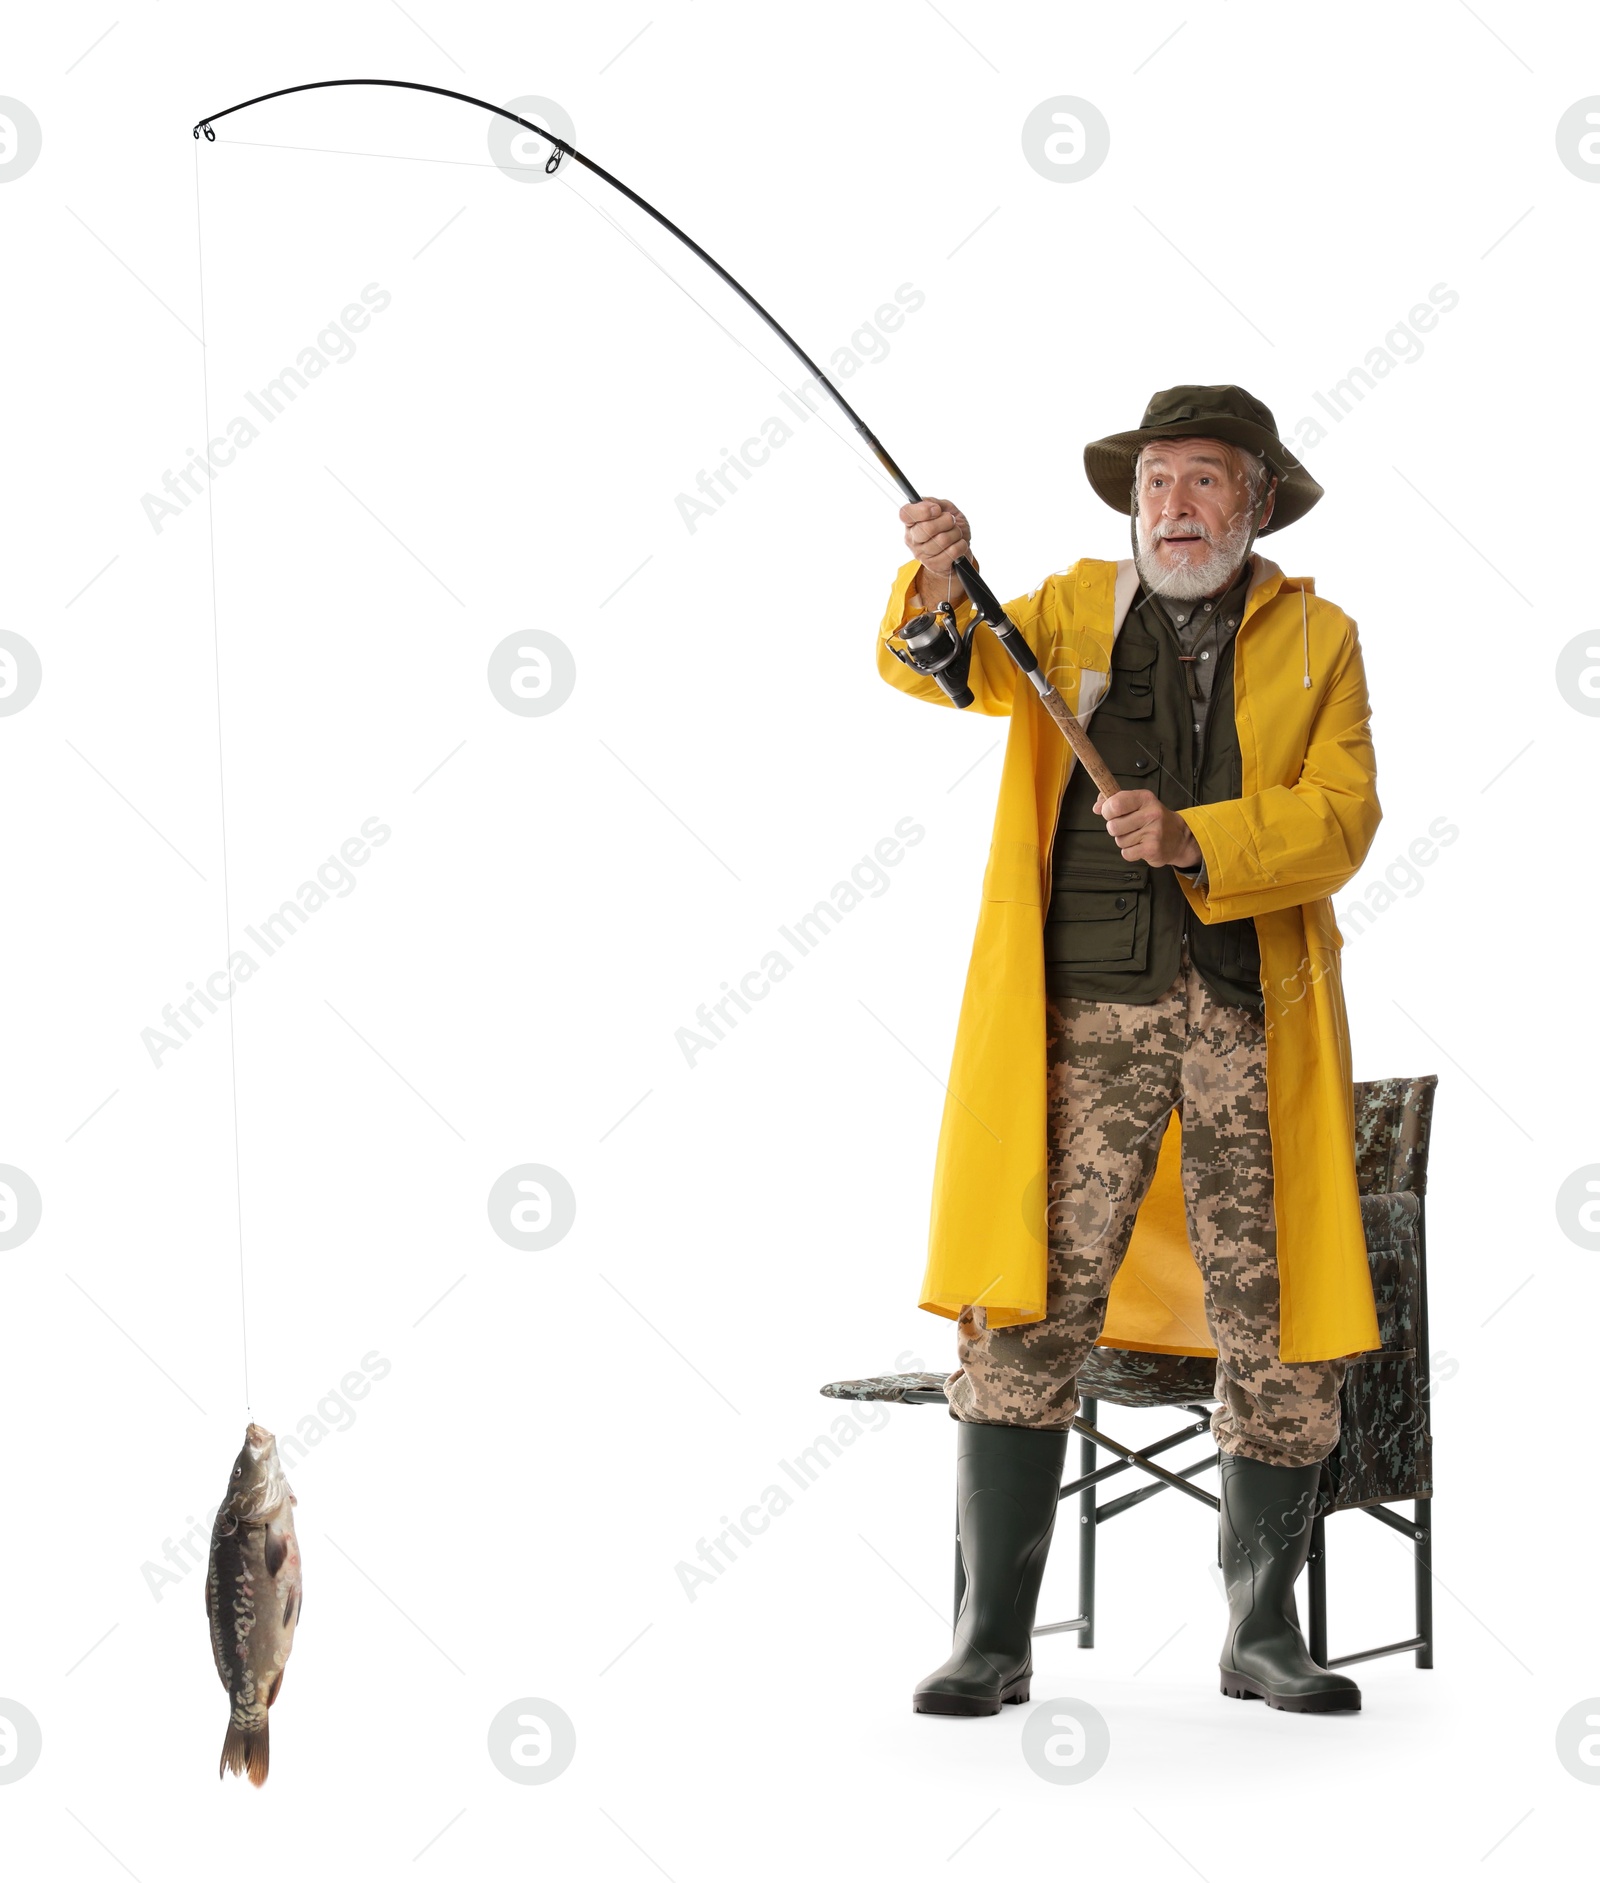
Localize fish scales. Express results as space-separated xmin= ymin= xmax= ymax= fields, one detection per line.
xmin=206 ymin=1423 xmax=302 ymax=1785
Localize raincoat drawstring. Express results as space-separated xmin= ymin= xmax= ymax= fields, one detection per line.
xmin=1302 ymin=588 xmax=1312 ymax=689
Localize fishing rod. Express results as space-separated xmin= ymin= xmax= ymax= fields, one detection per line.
xmin=191 ymin=77 xmax=1119 ymax=795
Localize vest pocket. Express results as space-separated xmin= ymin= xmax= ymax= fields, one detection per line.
xmin=1102 ymin=630 xmax=1159 ymax=717
xmin=1059 ymin=740 xmax=1165 ymax=829
xmin=1045 ymin=863 xmax=1151 ymax=970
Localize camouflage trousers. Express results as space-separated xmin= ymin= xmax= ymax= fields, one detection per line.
xmin=946 ymin=957 xmax=1347 ymax=1468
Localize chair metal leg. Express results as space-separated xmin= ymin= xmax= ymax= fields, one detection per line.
xmin=1414 ymin=1497 xmax=1433 ymax=1669
xmin=1306 ymin=1512 xmax=1328 ymax=1666
xmin=1077 ymin=1395 xmax=1097 ymax=1649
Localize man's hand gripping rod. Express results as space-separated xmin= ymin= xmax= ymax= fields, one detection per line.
xmin=886 ymin=554 xmax=1120 ymax=800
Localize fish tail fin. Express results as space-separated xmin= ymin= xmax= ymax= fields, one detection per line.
xmin=219 ymin=1716 xmax=269 ymax=1786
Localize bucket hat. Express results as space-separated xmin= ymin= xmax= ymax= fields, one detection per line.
xmin=1083 ymin=384 xmax=1321 ymax=534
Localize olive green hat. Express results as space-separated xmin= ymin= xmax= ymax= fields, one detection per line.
xmin=1083 ymin=383 xmax=1322 ymax=535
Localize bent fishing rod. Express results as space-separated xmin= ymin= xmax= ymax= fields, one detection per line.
xmin=192 ymin=77 xmax=1118 ymax=796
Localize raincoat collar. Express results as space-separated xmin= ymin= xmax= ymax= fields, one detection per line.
xmin=1109 ymin=553 xmax=1314 ymax=688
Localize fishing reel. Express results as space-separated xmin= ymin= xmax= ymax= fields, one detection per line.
xmin=885 ymin=599 xmax=977 ymax=709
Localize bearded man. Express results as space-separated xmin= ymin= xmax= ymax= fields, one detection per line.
xmin=877 ymin=386 xmax=1383 ymax=1717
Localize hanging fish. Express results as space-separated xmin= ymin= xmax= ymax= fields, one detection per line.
xmin=206 ymin=1423 xmax=303 ymax=1785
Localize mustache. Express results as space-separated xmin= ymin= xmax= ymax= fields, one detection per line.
xmin=1153 ymin=520 xmax=1213 ymax=542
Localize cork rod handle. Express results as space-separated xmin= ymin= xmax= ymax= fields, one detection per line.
xmin=1034 ymin=683 xmax=1121 ymax=800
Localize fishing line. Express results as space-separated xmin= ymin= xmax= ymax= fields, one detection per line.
xmin=190 ymin=79 xmax=1119 ymax=792
xmin=202 ymin=127 xmax=894 ymax=496
xmin=192 ymin=142 xmax=252 ymax=1417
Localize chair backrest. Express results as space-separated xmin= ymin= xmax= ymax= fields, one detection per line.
xmin=1353 ymin=1075 xmax=1438 ymax=1199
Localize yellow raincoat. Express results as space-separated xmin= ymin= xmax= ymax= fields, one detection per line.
xmin=878 ymin=553 xmax=1383 ymax=1363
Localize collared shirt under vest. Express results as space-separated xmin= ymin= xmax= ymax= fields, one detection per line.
xmin=1044 ymin=556 xmax=1263 ymax=1012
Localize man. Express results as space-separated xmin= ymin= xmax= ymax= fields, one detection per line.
xmin=876 ymin=386 xmax=1383 ymax=1717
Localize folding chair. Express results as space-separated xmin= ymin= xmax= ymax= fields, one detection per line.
xmin=821 ymin=1073 xmax=1438 ymax=1672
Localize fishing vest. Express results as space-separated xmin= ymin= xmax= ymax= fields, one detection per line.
xmin=1044 ymin=583 xmax=1263 ymax=1012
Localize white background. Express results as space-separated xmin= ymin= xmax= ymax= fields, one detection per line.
xmin=3 ymin=3 xmax=1598 ymax=1877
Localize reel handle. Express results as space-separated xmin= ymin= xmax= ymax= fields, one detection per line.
xmin=886 ymin=599 xmax=975 ymax=708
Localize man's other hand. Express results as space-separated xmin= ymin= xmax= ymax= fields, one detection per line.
xmin=1094 ymin=789 xmax=1203 ymax=869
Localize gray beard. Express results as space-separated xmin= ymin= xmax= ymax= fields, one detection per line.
xmin=1133 ymin=508 xmax=1255 ymax=603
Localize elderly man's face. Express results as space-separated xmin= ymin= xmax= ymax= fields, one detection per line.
xmin=1133 ymin=437 xmax=1272 ymax=601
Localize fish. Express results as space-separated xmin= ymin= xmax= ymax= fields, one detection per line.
xmin=206 ymin=1423 xmax=303 ymax=1785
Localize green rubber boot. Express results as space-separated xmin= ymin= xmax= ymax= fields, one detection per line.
xmin=1217 ymin=1452 xmax=1361 ymax=1713
xmin=913 ymin=1421 xmax=1070 ymax=1717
